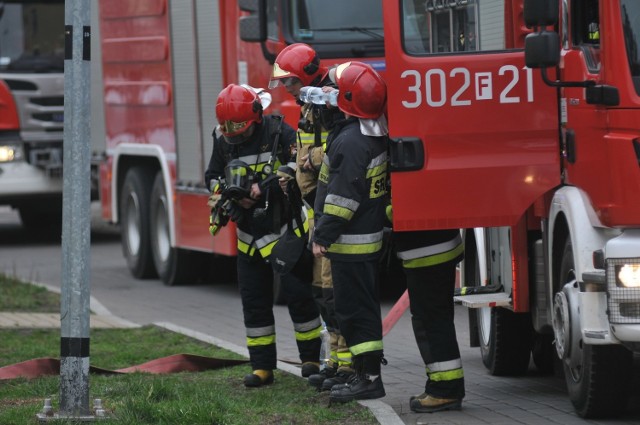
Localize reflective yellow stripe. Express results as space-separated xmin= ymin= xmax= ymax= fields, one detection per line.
xmin=427 ymin=368 xmax=464 ymax=382
xmin=297 ymin=131 xmax=329 ymax=145
xmin=366 ymin=162 xmax=387 ymax=178
xmin=247 ymin=334 xmax=276 ymax=347
xmin=336 ymin=351 xmax=352 ymax=365
xmin=330 ymin=349 xmax=339 ymax=363
xmin=403 ymin=243 xmax=464 ymax=269
xmin=237 ymin=240 xmax=256 ymax=256
xmin=318 ymin=162 xmax=329 ymax=184
xmin=324 ymin=204 xmax=354 ymax=220
xmin=258 ymin=239 xmax=278 ymax=258
xmin=350 ymin=340 xmax=383 ymax=356
xmin=328 ymin=240 xmax=383 ymax=255
xmin=296 ymin=325 xmax=322 ymax=342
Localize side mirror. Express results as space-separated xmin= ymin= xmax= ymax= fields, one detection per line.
xmin=524 ymin=31 xmax=560 ymax=68
xmin=523 ymin=0 xmax=559 ymax=28
xmin=239 ymin=14 xmax=266 ymax=43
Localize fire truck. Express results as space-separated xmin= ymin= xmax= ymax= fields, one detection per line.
xmin=0 ymin=1 xmax=65 ymax=229
xmin=90 ymin=0 xmax=385 ymax=286
xmin=383 ymin=0 xmax=640 ymax=418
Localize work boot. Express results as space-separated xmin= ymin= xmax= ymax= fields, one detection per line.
xmin=320 ymin=369 xmax=355 ymax=392
xmin=243 ymin=369 xmax=274 ymax=388
xmin=329 ymin=374 xmax=386 ymax=403
xmin=308 ymin=365 xmax=337 ymax=390
xmin=301 ymin=362 xmax=320 ymax=378
xmin=410 ymin=393 xmax=462 ymax=413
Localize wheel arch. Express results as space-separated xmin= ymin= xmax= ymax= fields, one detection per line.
xmin=112 ymin=144 xmax=175 ymax=246
xmin=548 ymin=186 xmax=612 ymax=295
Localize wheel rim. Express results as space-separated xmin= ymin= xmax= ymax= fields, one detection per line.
xmin=125 ymin=192 xmax=141 ymax=256
xmin=563 ymin=282 xmax=584 ymax=383
xmin=155 ymin=193 xmax=171 ymax=263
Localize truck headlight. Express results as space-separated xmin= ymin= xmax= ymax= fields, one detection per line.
xmin=616 ymin=264 xmax=640 ymax=288
xmin=0 ymin=144 xmax=24 ymax=162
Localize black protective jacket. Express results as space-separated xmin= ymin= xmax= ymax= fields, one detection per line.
xmin=312 ymin=118 xmax=388 ymax=262
xmin=205 ymin=116 xmax=297 ymax=258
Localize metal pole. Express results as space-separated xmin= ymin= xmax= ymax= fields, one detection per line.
xmin=60 ymin=0 xmax=91 ymax=416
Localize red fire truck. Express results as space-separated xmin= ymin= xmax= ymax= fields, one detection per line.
xmin=91 ymin=0 xmax=385 ymax=286
xmin=383 ymin=0 xmax=640 ymax=418
xmin=0 ymin=1 xmax=65 ymax=229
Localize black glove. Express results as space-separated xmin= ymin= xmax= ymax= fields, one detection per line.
xmin=225 ymin=201 xmax=245 ymax=223
xmin=258 ymin=174 xmax=280 ymax=194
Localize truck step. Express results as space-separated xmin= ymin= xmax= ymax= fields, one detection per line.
xmin=454 ymin=292 xmax=511 ymax=308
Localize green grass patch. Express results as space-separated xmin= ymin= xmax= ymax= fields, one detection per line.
xmin=0 ymin=274 xmax=59 ymax=312
xmin=0 ymin=276 xmax=377 ymax=424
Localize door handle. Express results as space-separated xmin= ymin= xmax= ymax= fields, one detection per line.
xmin=389 ymin=137 xmax=424 ymax=172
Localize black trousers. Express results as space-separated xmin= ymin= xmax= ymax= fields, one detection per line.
xmin=331 ymin=259 xmax=383 ymax=358
xmin=405 ymin=260 xmax=465 ymax=399
xmin=237 ymin=253 xmax=321 ymax=370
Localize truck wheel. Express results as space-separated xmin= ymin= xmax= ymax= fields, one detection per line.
xmin=531 ymin=332 xmax=555 ymax=374
xmin=479 ymin=307 xmax=533 ymax=376
xmin=149 ymin=172 xmax=199 ymax=286
xmin=464 ymin=231 xmax=532 ymax=375
xmin=557 ymin=239 xmax=632 ymax=418
xmin=120 ymin=167 xmax=156 ymax=279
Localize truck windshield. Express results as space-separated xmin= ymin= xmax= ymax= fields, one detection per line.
xmin=287 ymin=0 xmax=383 ymax=43
xmin=0 ymin=0 xmax=65 ymax=73
xmin=621 ymin=0 xmax=640 ymax=96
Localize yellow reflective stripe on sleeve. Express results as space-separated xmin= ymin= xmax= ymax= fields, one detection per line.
xmin=295 ymin=325 xmax=322 ymax=342
xmin=366 ymin=162 xmax=387 ymax=179
xmin=403 ymin=243 xmax=464 ymax=269
xmin=324 ymin=204 xmax=354 ymax=220
xmin=426 ymin=368 xmax=464 ymax=382
xmin=349 ymin=340 xmax=383 ymax=356
xmin=247 ymin=334 xmax=276 ymax=347
xmin=318 ymin=162 xmax=329 ymax=184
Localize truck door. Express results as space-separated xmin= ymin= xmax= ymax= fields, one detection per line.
xmin=383 ymin=0 xmax=561 ymax=231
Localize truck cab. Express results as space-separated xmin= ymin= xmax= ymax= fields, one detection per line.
xmin=383 ymin=0 xmax=640 ymax=418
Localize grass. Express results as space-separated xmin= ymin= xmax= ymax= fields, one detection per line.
xmin=0 ymin=274 xmax=59 ymax=312
xmin=0 ymin=274 xmax=377 ymax=425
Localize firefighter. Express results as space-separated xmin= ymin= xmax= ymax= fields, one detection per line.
xmin=269 ymin=43 xmax=353 ymax=389
xmin=390 ymin=223 xmax=466 ymax=412
xmin=205 ymin=84 xmax=322 ymax=387
xmin=311 ymin=61 xmax=389 ymax=403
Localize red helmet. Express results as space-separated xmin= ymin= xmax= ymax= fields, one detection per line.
xmin=269 ymin=43 xmax=327 ymax=89
xmin=334 ymin=61 xmax=387 ymax=119
xmin=215 ymin=84 xmax=263 ymax=143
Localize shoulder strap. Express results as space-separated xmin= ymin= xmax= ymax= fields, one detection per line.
xmin=266 ymin=115 xmax=284 ymax=167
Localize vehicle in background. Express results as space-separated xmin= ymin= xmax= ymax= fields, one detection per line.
xmin=383 ymin=0 xmax=640 ymax=418
xmin=0 ymin=0 xmax=65 ymax=229
xmin=91 ymin=0 xmax=385 ymax=287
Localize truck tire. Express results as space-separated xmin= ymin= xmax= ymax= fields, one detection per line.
xmin=149 ymin=172 xmax=200 ymax=286
xmin=465 ymin=231 xmax=532 ymax=375
xmin=19 ymin=198 xmax=62 ymax=234
xmin=479 ymin=307 xmax=533 ymax=376
xmin=120 ymin=167 xmax=156 ymax=279
xmin=558 ymin=239 xmax=632 ymax=418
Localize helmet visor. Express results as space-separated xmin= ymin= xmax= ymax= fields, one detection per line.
xmin=220 ymin=120 xmax=249 ymax=136
xmin=268 ymin=76 xmax=300 ymax=89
